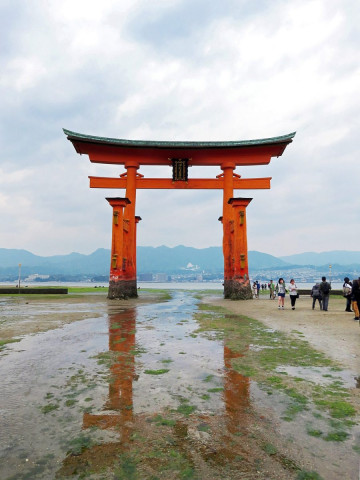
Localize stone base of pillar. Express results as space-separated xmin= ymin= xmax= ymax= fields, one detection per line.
xmin=224 ymin=278 xmax=253 ymax=300
xmin=108 ymin=280 xmax=138 ymax=299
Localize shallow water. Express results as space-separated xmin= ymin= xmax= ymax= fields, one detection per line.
xmin=0 ymin=292 xmax=240 ymax=479
xmin=0 ymin=291 xmax=359 ymax=479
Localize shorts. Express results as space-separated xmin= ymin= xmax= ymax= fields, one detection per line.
xmin=278 ymin=293 xmax=285 ymax=298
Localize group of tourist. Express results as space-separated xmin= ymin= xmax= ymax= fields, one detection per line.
xmin=252 ymin=276 xmax=360 ymax=320
xmin=251 ymin=280 xmax=269 ymax=298
xmin=310 ymin=276 xmax=360 ymax=320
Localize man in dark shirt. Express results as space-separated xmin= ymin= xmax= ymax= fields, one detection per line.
xmin=319 ymin=276 xmax=331 ymax=311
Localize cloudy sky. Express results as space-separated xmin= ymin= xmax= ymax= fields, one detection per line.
xmin=1 ymin=0 xmax=359 ymax=257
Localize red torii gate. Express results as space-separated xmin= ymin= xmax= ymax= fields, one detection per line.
xmin=64 ymin=129 xmax=295 ymax=299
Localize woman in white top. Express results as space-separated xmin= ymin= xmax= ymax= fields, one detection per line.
xmin=288 ymin=279 xmax=298 ymax=310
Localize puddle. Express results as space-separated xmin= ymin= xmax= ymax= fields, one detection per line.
xmin=0 ymin=291 xmax=359 ymax=479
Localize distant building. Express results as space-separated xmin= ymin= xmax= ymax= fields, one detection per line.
xmin=154 ymin=273 xmax=168 ymax=282
xmin=182 ymin=262 xmax=200 ymax=271
xmin=24 ymin=274 xmax=50 ymax=281
xmin=138 ymin=273 xmax=153 ymax=281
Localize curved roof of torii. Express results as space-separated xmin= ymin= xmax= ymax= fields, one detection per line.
xmin=63 ymin=129 xmax=295 ymax=166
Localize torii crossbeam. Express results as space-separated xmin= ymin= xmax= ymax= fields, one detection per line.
xmin=64 ymin=129 xmax=295 ymax=299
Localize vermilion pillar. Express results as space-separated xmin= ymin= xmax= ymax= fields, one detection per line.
xmin=106 ymin=197 xmax=131 ymax=299
xmin=221 ymin=163 xmax=235 ymax=297
xmin=122 ymin=162 xmax=139 ymax=298
xmin=225 ymin=197 xmax=253 ymax=299
xmin=135 ymin=216 xmax=141 ymax=275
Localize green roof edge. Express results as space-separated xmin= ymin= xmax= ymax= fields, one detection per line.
xmin=63 ymin=128 xmax=296 ymax=149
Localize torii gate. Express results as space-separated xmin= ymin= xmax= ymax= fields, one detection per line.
xmin=64 ymin=129 xmax=295 ymax=300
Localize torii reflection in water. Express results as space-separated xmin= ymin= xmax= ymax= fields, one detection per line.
xmin=58 ymin=306 xmax=253 ymax=477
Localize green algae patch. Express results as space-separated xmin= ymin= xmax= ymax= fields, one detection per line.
xmin=150 ymin=414 xmax=176 ymax=427
xmin=296 ymin=471 xmax=324 ymax=480
xmin=144 ymin=369 xmax=170 ymax=375
xmin=0 ymin=338 xmax=21 ymax=350
xmin=40 ymin=403 xmax=60 ymax=414
xmin=262 ymin=443 xmax=277 ymax=455
xmin=207 ymin=387 xmax=224 ymax=393
xmin=324 ymin=430 xmax=350 ymax=442
xmin=67 ymin=434 xmax=97 ymax=455
xmin=176 ymin=404 xmax=197 ymax=416
xmin=68 ymin=287 xmax=108 ymax=293
xmin=140 ymin=288 xmax=172 ymax=301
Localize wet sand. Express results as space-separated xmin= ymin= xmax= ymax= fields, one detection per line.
xmin=210 ymin=295 xmax=360 ymax=372
xmin=0 ymin=291 xmax=160 ymax=341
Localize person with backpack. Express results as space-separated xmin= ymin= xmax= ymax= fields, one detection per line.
xmin=311 ymin=283 xmax=322 ymax=310
xmin=256 ymin=280 xmax=260 ymax=297
xmin=319 ymin=276 xmax=331 ymax=311
xmin=350 ymin=279 xmax=360 ymax=321
xmin=269 ymin=280 xmax=275 ymax=300
xmin=343 ymin=277 xmax=353 ymax=312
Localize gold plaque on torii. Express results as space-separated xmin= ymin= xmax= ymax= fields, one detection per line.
xmin=171 ymin=159 xmax=188 ymax=182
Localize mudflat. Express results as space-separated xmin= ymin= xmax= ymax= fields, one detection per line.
xmin=0 ymin=290 xmax=359 ymax=480
xmin=0 ymin=291 xmax=163 ymax=341
xmin=210 ymin=295 xmax=360 ymax=372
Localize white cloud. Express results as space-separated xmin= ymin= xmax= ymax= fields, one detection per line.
xmin=0 ymin=0 xmax=359 ymax=256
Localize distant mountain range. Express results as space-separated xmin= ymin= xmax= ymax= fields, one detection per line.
xmin=0 ymin=247 xmax=359 ymax=278
xmin=279 ymin=251 xmax=360 ymax=266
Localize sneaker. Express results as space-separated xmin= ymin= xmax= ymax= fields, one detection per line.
xmin=281 ymin=306 xmax=284 ymax=309
xmin=278 ymin=306 xmax=281 ymax=309
xmin=292 ymin=307 xmax=295 ymax=310
xmin=354 ymin=317 xmax=359 ymax=321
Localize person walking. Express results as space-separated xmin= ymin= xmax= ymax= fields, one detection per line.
xmin=288 ymin=279 xmax=298 ymax=310
xmin=343 ymin=277 xmax=353 ymax=312
xmin=252 ymin=282 xmax=257 ymax=298
xmin=256 ymin=281 xmax=260 ymax=298
xmin=319 ymin=276 xmax=331 ymax=311
xmin=311 ymin=283 xmax=322 ymax=310
xmin=351 ymin=279 xmax=360 ymax=321
xmin=269 ymin=280 xmax=275 ymax=300
xmin=276 ymin=278 xmax=286 ymax=309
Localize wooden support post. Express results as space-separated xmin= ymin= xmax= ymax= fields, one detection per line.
xmin=106 ymin=197 xmax=131 ymax=299
xmin=134 ymin=216 xmax=141 ymax=276
xmin=221 ymin=163 xmax=235 ymax=298
xmin=226 ymin=197 xmax=253 ymax=299
xmin=121 ymin=162 xmax=139 ymax=298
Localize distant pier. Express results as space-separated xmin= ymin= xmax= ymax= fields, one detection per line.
xmin=0 ymin=287 xmax=68 ymax=295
